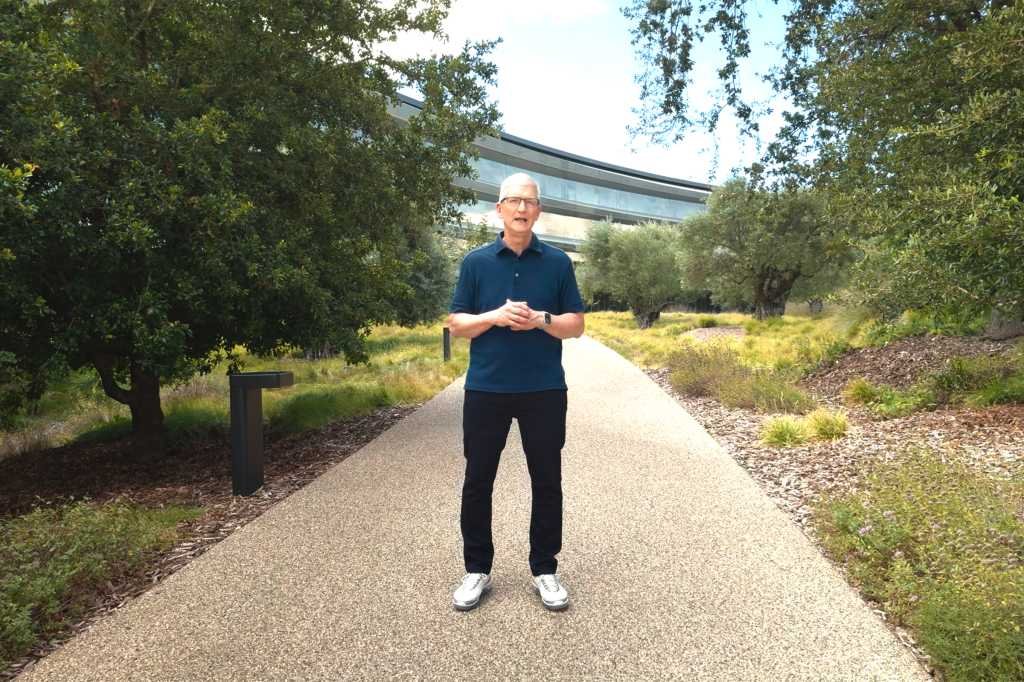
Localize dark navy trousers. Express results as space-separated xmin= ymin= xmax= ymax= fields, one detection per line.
xmin=461 ymin=389 xmax=567 ymax=577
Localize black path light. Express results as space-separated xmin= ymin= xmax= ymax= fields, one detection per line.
xmin=229 ymin=371 xmax=294 ymax=496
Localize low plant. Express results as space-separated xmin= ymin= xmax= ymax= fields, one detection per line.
xmin=669 ymin=341 xmax=814 ymax=413
xmin=668 ymin=342 xmax=744 ymax=397
xmin=862 ymin=310 xmax=987 ymax=346
xmin=744 ymin=373 xmax=815 ymax=414
xmin=843 ymin=377 xmax=880 ymax=404
xmin=813 ymin=449 xmax=1024 ymax=682
xmin=0 ymin=500 xmax=201 ymax=668
xmin=927 ymin=356 xmax=1013 ymax=399
xmin=760 ymin=408 xmax=847 ymax=447
xmin=968 ymin=374 xmax=1024 ymax=407
xmin=760 ymin=416 xmax=809 ymax=446
xmin=805 ymin=408 xmax=848 ymax=440
xmin=697 ymin=316 xmax=719 ymax=328
xmin=267 ymin=384 xmax=390 ymax=434
xmin=843 ymin=378 xmax=937 ymax=419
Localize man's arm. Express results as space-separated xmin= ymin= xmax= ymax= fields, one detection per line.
xmin=510 ymin=309 xmax=585 ymax=339
xmin=447 ymin=300 xmax=533 ymax=339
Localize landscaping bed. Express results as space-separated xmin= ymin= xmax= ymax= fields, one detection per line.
xmin=645 ymin=332 xmax=1024 ymax=679
xmin=0 ymin=405 xmax=415 ymax=680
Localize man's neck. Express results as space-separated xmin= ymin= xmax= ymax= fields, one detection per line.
xmin=502 ymin=230 xmax=532 ymax=255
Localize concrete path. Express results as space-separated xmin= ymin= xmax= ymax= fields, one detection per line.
xmin=22 ymin=336 xmax=928 ymax=681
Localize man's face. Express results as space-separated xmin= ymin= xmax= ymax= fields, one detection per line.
xmin=496 ymin=182 xmax=541 ymax=238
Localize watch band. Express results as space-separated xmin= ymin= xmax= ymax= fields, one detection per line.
xmin=544 ymin=311 xmax=552 ymax=326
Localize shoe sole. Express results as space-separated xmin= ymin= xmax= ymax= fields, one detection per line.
xmin=534 ymin=585 xmax=569 ymax=611
xmin=453 ymin=583 xmax=492 ymax=611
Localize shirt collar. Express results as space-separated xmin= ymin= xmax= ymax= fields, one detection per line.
xmin=493 ymin=231 xmax=543 ymax=256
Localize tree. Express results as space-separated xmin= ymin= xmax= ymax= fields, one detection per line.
xmin=577 ymin=221 xmax=616 ymax=309
xmin=579 ymin=222 xmax=684 ymax=328
xmin=680 ymin=178 xmax=846 ymax=319
xmin=625 ymin=0 xmax=1024 ymax=323
xmin=0 ymin=0 xmax=498 ymax=444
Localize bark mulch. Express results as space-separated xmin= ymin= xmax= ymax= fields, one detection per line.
xmin=1 ymin=405 xmax=417 ymax=680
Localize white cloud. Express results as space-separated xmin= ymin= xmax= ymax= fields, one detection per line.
xmin=385 ymin=0 xmax=609 ymax=60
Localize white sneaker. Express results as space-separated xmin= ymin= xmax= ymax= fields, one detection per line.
xmin=533 ymin=574 xmax=569 ymax=611
xmin=453 ymin=573 xmax=492 ymax=611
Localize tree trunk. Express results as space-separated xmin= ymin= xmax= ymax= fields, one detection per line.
xmin=633 ymin=309 xmax=661 ymax=329
xmin=128 ymin=364 xmax=164 ymax=444
xmin=93 ymin=354 xmax=165 ymax=451
xmin=753 ymin=267 xmax=799 ymax=320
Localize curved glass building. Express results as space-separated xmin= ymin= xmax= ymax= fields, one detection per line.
xmin=392 ymin=95 xmax=712 ymax=255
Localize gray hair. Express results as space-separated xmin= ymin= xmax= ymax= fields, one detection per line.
xmin=498 ymin=173 xmax=541 ymax=201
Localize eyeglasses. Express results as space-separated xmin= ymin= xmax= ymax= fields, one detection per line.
xmin=500 ymin=196 xmax=540 ymax=209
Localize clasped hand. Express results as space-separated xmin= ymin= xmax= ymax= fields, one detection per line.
xmin=493 ymin=299 xmax=541 ymax=331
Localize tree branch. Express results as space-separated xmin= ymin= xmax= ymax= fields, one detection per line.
xmin=93 ymin=352 xmax=132 ymax=405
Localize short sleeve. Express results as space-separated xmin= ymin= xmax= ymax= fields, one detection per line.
xmin=558 ymin=258 xmax=585 ymax=314
xmin=449 ymin=256 xmax=476 ymax=314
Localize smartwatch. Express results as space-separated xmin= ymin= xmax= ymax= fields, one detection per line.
xmin=543 ymin=311 xmax=552 ymax=326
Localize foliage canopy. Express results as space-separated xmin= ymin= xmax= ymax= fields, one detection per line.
xmin=626 ymin=0 xmax=1024 ymax=321
xmin=0 ymin=0 xmax=498 ymax=439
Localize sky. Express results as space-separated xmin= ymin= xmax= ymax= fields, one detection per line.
xmin=388 ymin=0 xmax=791 ymax=185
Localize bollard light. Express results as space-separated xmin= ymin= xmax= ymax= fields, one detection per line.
xmin=229 ymin=371 xmax=294 ymax=496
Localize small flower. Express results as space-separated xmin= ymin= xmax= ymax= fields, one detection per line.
xmin=882 ymin=510 xmax=896 ymax=521
xmin=858 ymin=524 xmax=873 ymax=537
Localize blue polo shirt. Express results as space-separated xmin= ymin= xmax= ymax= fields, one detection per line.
xmin=450 ymin=232 xmax=584 ymax=393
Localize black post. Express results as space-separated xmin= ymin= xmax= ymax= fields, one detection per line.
xmin=229 ymin=371 xmax=294 ymax=496
xmin=443 ymin=327 xmax=451 ymax=362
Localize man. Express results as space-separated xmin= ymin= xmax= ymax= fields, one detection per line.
xmin=447 ymin=172 xmax=585 ymax=612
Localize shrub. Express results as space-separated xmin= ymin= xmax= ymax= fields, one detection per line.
xmin=697 ymin=316 xmax=719 ymax=328
xmin=813 ymin=449 xmax=1024 ymax=681
xmin=805 ymin=408 xmax=848 ymax=440
xmin=668 ymin=343 xmax=744 ymax=397
xmin=761 ymin=416 xmax=809 ymax=446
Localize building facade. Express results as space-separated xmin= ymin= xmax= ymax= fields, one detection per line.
xmin=392 ymin=95 xmax=712 ymax=256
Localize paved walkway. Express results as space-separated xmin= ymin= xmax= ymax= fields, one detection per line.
xmin=23 ymin=337 xmax=928 ymax=681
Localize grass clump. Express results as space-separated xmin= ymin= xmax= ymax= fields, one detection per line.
xmin=0 ymin=500 xmax=201 ymax=668
xmin=813 ymin=449 xmax=1024 ymax=682
xmin=669 ymin=342 xmax=814 ymax=414
xmin=760 ymin=408 xmax=847 ymax=447
xmin=760 ymin=416 xmax=809 ymax=446
xmin=267 ymin=384 xmax=389 ymax=434
xmin=805 ymin=408 xmax=848 ymax=440
xmin=843 ymin=377 xmax=880 ymax=404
